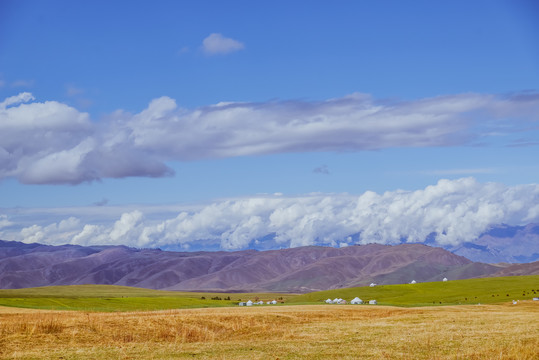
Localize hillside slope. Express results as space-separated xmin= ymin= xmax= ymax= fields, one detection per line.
xmin=2 ymin=240 xmax=529 ymax=292
xmin=450 ymin=223 xmax=539 ymax=263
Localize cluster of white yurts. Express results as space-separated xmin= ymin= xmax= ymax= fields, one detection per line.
xmin=238 ymin=299 xmax=278 ymax=306
xmin=324 ymin=278 xmax=450 ymax=305
xmin=325 ymin=297 xmax=377 ymax=305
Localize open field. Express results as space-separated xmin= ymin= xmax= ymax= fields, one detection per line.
xmin=1 ymin=276 xmax=537 ymax=312
xmin=0 ymin=285 xmax=294 ymax=312
xmin=1 ymin=303 xmax=537 ymax=359
xmin=0 ymin=276 xmax=537 ymax=358
xmin=290 ymin=275 xmax=539 ymax=306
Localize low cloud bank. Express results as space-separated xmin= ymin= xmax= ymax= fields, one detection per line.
xmin=1 ymin=91 xmax=538 ymax=184
xmin=2 ymin=178 xmax=538 ymax=250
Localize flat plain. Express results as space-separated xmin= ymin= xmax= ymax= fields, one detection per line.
xmin=1 ymin=276 xmax=538 ymax=359
xmin=1 ymin=275 xmax=537 ymax=311
xmin=1 ymin=303 xmax=538 ymax=359
xmin=0 ymin=285 xmax=293 ymax=312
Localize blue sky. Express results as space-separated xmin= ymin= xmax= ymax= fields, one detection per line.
xmin=0 ymin=0 xmax=538 ymax=251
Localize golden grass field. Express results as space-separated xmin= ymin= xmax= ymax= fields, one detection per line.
xmin=1 ymin=302 xmax=537 ymax=359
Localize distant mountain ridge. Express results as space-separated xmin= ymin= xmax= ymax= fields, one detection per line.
xmin=1 ymin=239 xmax=537 ymax=292
xmin=449 ymin=223 xmax=539 ymax=263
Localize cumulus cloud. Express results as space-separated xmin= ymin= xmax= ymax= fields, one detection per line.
xmin=0 ymin=92 xmax=35 ymax=108
xmin=1 ymin=91 xmax=538 ymax=184
xmin=202 ymin=33 xmax=245 ymax=55
xmin=0 ymin=93 xmax=172 ymax=184
xmin=109 ymin=211 xmax=144 ymax=243
xmin=2 ymin=178 xmax=539 ymax=250
xmin=17 ymin=217 xmax=82 ymax=245
xmin=0 ymin=215 xmax=13 ymax=229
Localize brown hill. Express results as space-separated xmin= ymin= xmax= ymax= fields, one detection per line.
xmin=490 ymin=261 xmax=539 ymax=277
xmin=0 ymin=240 xmax=530 ymax=292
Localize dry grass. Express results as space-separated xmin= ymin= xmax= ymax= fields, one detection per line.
xmin=1 ymin=303 xmax=537 ymax=359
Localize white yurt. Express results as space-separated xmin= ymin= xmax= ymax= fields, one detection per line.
xmin=325 ymin=298 xmax=333 ymax=304
xmin=410 ymin=280 xmax=417 ymax=284
xmin=246 ymin=300 xmax=253 ymax=306
xmin=369 ymin=283 xmax=377 ymax=287
xmin=369 ymin=300 xmax=377 ymax=305
xmin=350 ymin=297 xmax=363 ymax=304
xmin=443 ymin=277 xmax=448 ymax=282
xmin=271 ymin=300 xmax=277 ymax=305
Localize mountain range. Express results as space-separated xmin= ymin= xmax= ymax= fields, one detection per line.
xmin=448 ymin=223 xmax=539 ymax=263
xmin=1 ymin=239 xmax=537 ymax=292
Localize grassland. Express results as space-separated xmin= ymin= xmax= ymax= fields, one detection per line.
xmin=0 ymin=277 xmax=538 ymax=358
xmin=1 ymin=303 xmax=537 ymax=359
xmin=0 ymin=285 xmax=293 ymax=312
xmin=290 ymin=275 xmax=539 ymax=306
xmin=0 ymin=275 xmax=537 ymax=312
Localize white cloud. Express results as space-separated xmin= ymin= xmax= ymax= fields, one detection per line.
xmin=0 ymin=91 xmax=538 ymax=184
xmin=2 ymin=179 xmax=539 ymax=250
xmin=109 ymin=211 xmax=144 ymax=243
xmin=202 ymin=33 xmax=244 ymax=55
xmin=0 ymin=93 xmax=171 ymax=184
xmin=0 ymin=92 xmax=35 ymax=108
xmin=72 ymin=224 xmax=105 ymax=246
xmin=0 ymin=93 xmax=94 ymax=184
xmin=0 ymin=215 xmax=13 ymax=229
xmin=17 ymin=217 xmax=81 ymax=245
